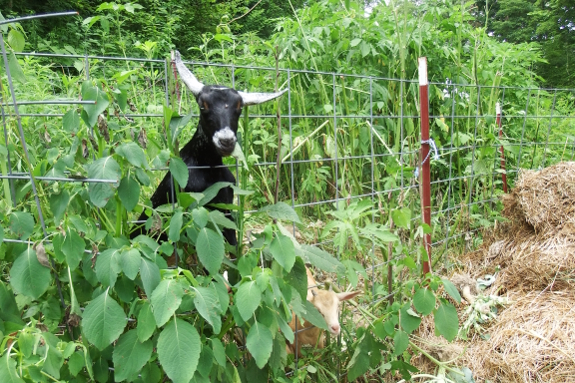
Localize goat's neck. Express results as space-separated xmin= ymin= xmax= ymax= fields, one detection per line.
xmin=181 ymin=122 xmax=224 ymax=166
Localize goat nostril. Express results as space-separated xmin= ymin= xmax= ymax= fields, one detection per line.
xmin=331 ymin=324 xmax=340 ymax=334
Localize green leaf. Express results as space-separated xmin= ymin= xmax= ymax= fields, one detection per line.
xmin=7 ymin=51 xmax=26 ymax=84
xmin=119 ymin=248 xmax=142 ymax=280
xmin=151 ymin=279 xmax=184 ymax=327
xmin=168 ymin=211 xmax=184 ymax=242
xmin=0 ymin=225 xmax=3 ymax=243
xmin=81 ymin=81 xmax=110 ymax=128
xmin=0 ymin=282 xmax=22 ymax=324
xmin=169 ymin=157 xmax=189 ymax=189
xmin=192 ymin=286 xmax=221 ymax=334
xmin=49 ymin=190 xmax=70 ymax=222
xmin=434 ymin=301 xmax=459 ymax=342
xmin=118 ymin=176 xmax=140 ymax=211
xmin=235 ymin=281 xmax=261 ymax=322
xmin=441 ymin=279 xmax=462 ymax=303
xmin=9 ymin=211 xmax=34 ymax=240
xmin=211 ymin=338 xmax=226 ymax=367
xmin=413 ymin=288 xmax=436 ymax=315
xmin=62 ymin=228 xmax=86 ymax=271
xmin=157 ymin=318 xmax=201 ymax=383
xmin=63 ymin=110 xmax=80 ymax=132
xmin=269 ymin=232 xmax=295 ymax=272
xmin=82 ymin=290 xmax=127 ymax=350
xmin=9 ymin=248 xmax=51 ymax=299
xmin=86 ymin=156 xmax=121 ymax=207
xmin=7 ymin=29 xmax=25 ymax=52
xmin=393 ymin=330 xmax=409 ymax=356
xmin=139 ymin=258 xmax=160 ymax=297
xmin=391 ymin=207 xmax=411 ymax=229
xmin=113 ymin=329 xmax=153 ymax=382
xmin=116 ymin=142 xmax=148 ymax=169
xmin=350 ymin=38 xmax=362 ymax=47
xmin=196 ymin=228 xmax=224 ymax=275
xmin=192 ymin=208 xmax=209 ymax=229
xmin=0 ymin=352 xmax=25 ymax=383
xmin=95 ymin=248 xmax=122 ymax=288
xmin=258 ymin=202 xmax=301 ymax=223
xmin=300 ymin=244 xmax=344 ymax=273
xmin=68 ymin=352 xmax=85 ymax=376
xmin=400 ymin=305 xmax=421 ymax=334
xmin=246 ymin=321 xmax=273 ymax=369
xmin=302 ymin=300 xmax=329 ymax=331
xmin=42 ymin=333 xmax=63 ymax=379
xmin=137 ymin=301 xmax=156 ymax=342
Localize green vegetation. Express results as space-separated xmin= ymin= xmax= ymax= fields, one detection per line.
xmin=0 ymin=1 xmax=574 ymax=382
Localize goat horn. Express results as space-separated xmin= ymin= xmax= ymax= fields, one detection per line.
xmin=238 ymin=88 xmax=288 ymax=106
xmin=173 ymin=50 xmax=204 ymax=96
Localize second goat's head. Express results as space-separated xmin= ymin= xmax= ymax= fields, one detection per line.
xmin=174 ymin=51 xmax=287 ymax=157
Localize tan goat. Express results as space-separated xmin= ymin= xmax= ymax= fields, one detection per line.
xmin=287 ymin=268 xmax=361 ymax=356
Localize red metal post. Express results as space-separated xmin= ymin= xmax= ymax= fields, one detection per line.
xmin=496 ymin=102 xmax=508 ymax=193
xmin=418 ymin=57 xmax=432 ymax=275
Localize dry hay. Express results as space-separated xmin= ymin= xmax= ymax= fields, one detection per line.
xmin=462 ymin=291 xmax=575 ymax=383
xmin=514 ymin=161 xmax=575 ymax=236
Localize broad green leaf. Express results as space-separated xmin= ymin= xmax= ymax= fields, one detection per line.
xmin=139 ymin=258 xmax=160 ymax=297
xmin=62 ymin=228 xmax=85 ymax=271
xmin=119 ymin=248 xmax=142 ymax=280
xmin=169 ymin=157 xmax=189 ymax=189
xmin=393 ymin=330 xmax=409 ymax=356
xmin=0 ymin=281 xmax=22 ymax=324
xmin=269 ymin=232 xmax=295 ymax=272
xmin=196 ymin=227 xmax=224 ymax=275
xmin=68 ymin=352 xmax=85 ymax=377
xmin=350 ymin=38 xmax=362 ymax=47
xmin=112 ymin=69 xmax=139 ymax=85
xmin=116 ymin=142 xmax=148 ymax=169
xmin=347 ymin=334 xmax=371 ymax=381
xmin=157 ymin=318 xmax=201 ymax=383
xmin=82 ymin=290 xmax=127 ymax=350
xmin=95 ymin=248 xmax=122 ymax=288
xmin=235 ymin=281 xmax=261 ymax=322
xmin=192 ymin=207 xmax=209 ymax=229
xmin=49 ymin=190 xmax=70 ymax=222
xmin=169 ymin=111 xmax=194 ymax=146
xmin=118 ymin=176 xmax=140 ymax=211
xmin=168 ymin=211 xmax=184 ymax=242
xmin=258 ymin=202 xmax=301 ymax=223
xmin=413 ymin=288 xmax=436 ymax=315
xmin=63 ymin=110 xmax=80 ymax=132
xmin=246 ymin=321 xmax=273 ymax=369
xmin=211 ymin=338 xmax=226 ymax=367
xmin=400 ymin=305 xmax=421 ymax=334
xmin=391 ymin=207 xmax=411 ymax=229
xmin=198 ymin=182 xmax=231 ymax=206
xmin=0 ymin=225 xmax=3 ymax=243
xmin=434 ymin=301 xmax=459 ymax=341
xmin=300 ymin=244 xmax=344 ymax=273
xmin=81 ymin=81 xmax=110 ymax=128
xmin=42 ymin=333 xmax=63 ymax=379
xmin=8 ymin=51 xmax=26 ymax=84
xmin=151 ymin=279 xmax=184 ymax=327
xmin=86 ymin=156 xmax=121 ymax=207
xmin=9 ymin=248 xmax=51 ymax=299
xmin=286 ymin=258 xmax=308 ymax=301
xmin=192 ymin=286 xmax=221 ymax=334
xmin=137 ymin=301 xmax=156 ymax=342
xmin=113 ymin=329 xmax=153 ymax=382
xmin=9 ymin=211 xmax=34 ymax=240
xmin=441 ymin=279 xmax=462 ymax=303
xmin=0 ymin=352 xmax=25 ymax=383
xmin=302 ymin=300 xmax=328 ymax=331
xmin=7 ymin=29 xmax=25 ymax=52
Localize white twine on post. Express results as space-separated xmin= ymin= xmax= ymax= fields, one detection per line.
xmin=414 ymin=138 xmax=439 ymax=178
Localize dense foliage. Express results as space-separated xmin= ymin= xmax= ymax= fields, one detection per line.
xmin=0 ymin=0 xmax=573 ymax=382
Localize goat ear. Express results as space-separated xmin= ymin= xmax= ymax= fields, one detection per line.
xmin=336 ymin=291 xmax=361 ymax=302
xmin=173 ymin=50 xmax=204 ymax=96
xmin=238 ymin=88 xmax=288 ymax=106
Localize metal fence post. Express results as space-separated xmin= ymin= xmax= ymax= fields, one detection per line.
xmin=418 ymin=57 xmax=432 ymax=275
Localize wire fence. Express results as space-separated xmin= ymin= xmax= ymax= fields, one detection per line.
xmin=2 ymin=31 xmax=575 ymax=379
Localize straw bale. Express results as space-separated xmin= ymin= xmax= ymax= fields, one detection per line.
xmin=462 ymin=291 xmax=575 ymax=383
xmin=514 ymin=162 xmax=575 ymax=235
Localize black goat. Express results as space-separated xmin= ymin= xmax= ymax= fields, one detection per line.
xmin=133 ymin=51 xmax=286 ymax=248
